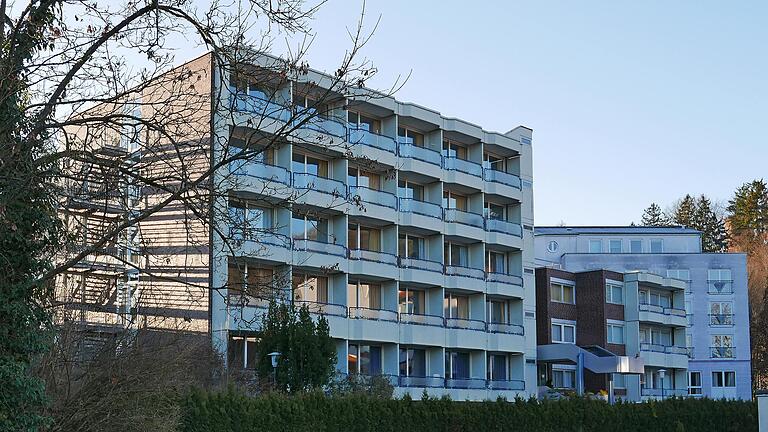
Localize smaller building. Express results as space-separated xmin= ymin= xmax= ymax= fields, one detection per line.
xmin=535 ymin=267 xmax=688 ymax=401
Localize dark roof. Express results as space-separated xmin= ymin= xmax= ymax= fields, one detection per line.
xmin=534 ymin=226 xmax=701 ymax=235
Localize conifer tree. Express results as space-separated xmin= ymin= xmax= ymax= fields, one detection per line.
xmin=672 ymin=194 xmax=697 ymax=227
xmin=641 ymin=203 xmax=669 ymax=226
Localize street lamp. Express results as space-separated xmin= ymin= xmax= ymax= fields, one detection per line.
xmin=268 ymin=352 xmax=281 ymax=386
xmin=658 ymin=369 xmax=667 ymax=400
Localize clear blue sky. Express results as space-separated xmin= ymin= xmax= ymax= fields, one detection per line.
xmin=188 ymin=0 xmax=768 ymax=225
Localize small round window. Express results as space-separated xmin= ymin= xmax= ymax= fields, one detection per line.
xmin=547 ymin=240 xmax=559 ymax=253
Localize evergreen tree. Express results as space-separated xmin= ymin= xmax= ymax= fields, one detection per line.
xmin=727 ymin=179 xmax=768 ymax=242
xmin=694 ymin=195 xmax=729 ymax=253
xmin=672 ymin=194 xmax=697 ymax=227
xmin=641 ymin=203 xmax=669 ymax=226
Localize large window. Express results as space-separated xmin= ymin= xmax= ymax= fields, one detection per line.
xmin=612 ymin=373 xmax=626 ymax=389
xmin=444 ymin=242 xmax=469 ymax=267
xmin=607 ymin=322 xmax=625 ymax=344
xmin=552 ymin=367 xmax=576 ymax=389
xmin=348 ymin=223 xmax=381 ymax=251
xmin=229 ymin=199 xmax=272 ymax=241
xmin=442 ymin=190 xmax=468 ymax=211
xmin=550 ymin=282 xmax=575 ymax=304
xmin=688 ymin=371 xmax=702 ymax=395
xmin=710 ymin=302 xmax=734 ymax=326
xmin=608 ymin=239 xmax=622 ymax=253
xmin=640 ymin=326 xmax=672 ymax=346
xmin=397 ymin=126 xmax=424 ymax=146
xmin=711 ymin=335 xmax=734 ymax=358
xmin=445 ymin=351 xmax=470 ymax=379
xmin=486 ymin=250 xmax=506 ymax=274
xmin=487 ymin=299 xmax=509 ymax=324
xmin=605 ymin=282 xmax=624 ymax=304
xmin=228 ymin=335 xmax=258 ymax=370
xmin=487 ymin=354 xmax=508 ymax=381
xmin=348 ymin=167 xmax=381 ymax=190
xmin=292 ymin=274 xmax=328 ymax=303
xmin=483 ymin=152 xmax=506 ymax=171
xmin=399 ymin=347 xmax=426 ymax=377
xmin=348 ymin=281 xmax=381 ymax=309
xmin=292 ymin=152 xmax=328 ymax=177
xmin=349 ymin=344 xmax=382 ymax=375
xmin=630 ymin=239 xmax=643 ymax=253
xmin=292 ymin=212 xmax=326 ymax=242
xmin=442 ymin=139 xmax=468 ymax=160
xmin=639 ymin=289 xmax=671 ymax=307
xmin=551 ymin=321 xmax=576 ymax=344
xmin=650 ymin=239 xmax=664 ymax=253
xmin=398 ymin=287 xmax=425 ymax=314
xmin=712 ymin=371 xmax=736 ymax=388
xmin=398 ymin=179 xmax=424 ymax=201
xmin=484 ymin=202 xmax=505 ymax=221
xmin=348 ymin=110 xmax=381 ymax=133
xmin=444 ymin=293 xmax=470 ymax=319
xmin=708 ymin=269 xmax=733 ymax=294
xmin=399 ymin=234 xmax=424 ymax=260
xmin=588 ymin=240 xmax=602 ymax=253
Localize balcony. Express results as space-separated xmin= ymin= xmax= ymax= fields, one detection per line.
xmin=348 ymin=127 xmax=397 ymax=153
xmin=639 ymin=303 xmax=686 ymax=317
xmin=445 ymin=317 xmax=486 ymax=332
xmin=483 ymin=168 xmax=521 ymax=189
xmin=445 ymin=378 xmax=486 ymax=389
xmin=397 ymin=141 xmax=442 ymax=166
xmin=293 ymin=300 xmax=347 ymax=317
xmin=710 ymin=346 xmax=735 ymax=359
xmin=348 ymin=185 xmax=397 ymax=212
xmin=229 ymin=93 xmax=291 ymax=122
xmin=486 ymin=272 xmax=524 ymax=297
xmin=486 ymin=272 xmax=523 ymax=286
xmin=487 ymin=322 xmax=524 ymax=335
xmin=292 ymin=239 xmax=347 ymax=272
xmin=444 ymin=265 xmax=486 ymax=290
xmin=398 ymin=198 xmax=442 ymax=219
xmin=347 ymin=248 xmax=398 ymax=279
xmin=443 ymin=209 xmax=485 ymax=239
xmin=398 ymin=375 xmax=445 ymax=388
xmin=398 ymin=312 xmax=444 ymax=327
xmin=293 ymin=172 xmax=345 ymax=196
xmin=709 ymin=314 xmax=735 ymax=326
xmin=398 ymin=257 xmax=444 ymax=286
xmin=487 ymin=379 xmax=525 ymax=391
xmin=638 ymin=303 xmax=687 ymax=327
xmin=485 ymin=218 xmax=523 ymax=237
xmin=348 ymin=307 xmax=398 ymax=322
xmin=640 ymin=344 xmax=689 ymax=369
xmin=228 ymin=160 xmax=292 ymax=197
xmin=708 ymin=280 xmax=734 ymax=295
xmin=442 ymin=156 xmax=482 ymax=177
xmin=640 ymin=344 xmax=688 ymax=355
xmin=293 ymin=110 xmax=347 ymax=138
xmin=641 ymin=388 xmax=688 ymax=398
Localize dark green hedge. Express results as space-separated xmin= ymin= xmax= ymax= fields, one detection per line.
xmin=179 ymin=388 xmax=757 ymax=432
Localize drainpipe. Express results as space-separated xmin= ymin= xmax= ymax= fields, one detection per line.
xmin=576 ymin=352 xmax=584 ymax=396
xmin=608 ymin=374 xmax=615 ymax=405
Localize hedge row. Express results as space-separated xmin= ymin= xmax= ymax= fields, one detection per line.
xmin=179 ymin=388 xmax=757 ymax=432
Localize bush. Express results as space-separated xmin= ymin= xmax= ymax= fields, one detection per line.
xmin=179 ymin=388 xmax=757 ymax=432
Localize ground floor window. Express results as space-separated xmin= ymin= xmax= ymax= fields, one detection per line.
xmin=552 ymin=367 xmax=576 ymax=389
xmin=612 ymin=373 xmax=626 ymax=389
xmin=228 ymin=335 xmax=258 ymax=369
xmin=688 ymin=371 xmax=702 ymax=395
xmin=712 ymin=371 xmax=736 ymax=388
xmin=348 ymin=344 xmax=382 ymax=375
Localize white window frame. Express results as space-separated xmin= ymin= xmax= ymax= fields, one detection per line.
xmin=588 ymin=239 xmax=602 ymax=253
xmin=606 ymin=320 xmax=625 ymax=344
xmin=605 ymin=281 xmax=624 ymax=305
xmin=608 ymin=239 xmax=622 ymax=253
xmin=649 ymin=238 xmax=664 ymax=253
xmin=550 ymin=280 xmax=576 ymax=304
xmin=688 ymin=371 xmax=702 ymax=395
xmin=552 ymin=365 xmax=577 ymax=389
xmin=612 ymin=373 xmax=626 ymax=389
xmin=712 ymin=371 xmax=736 ymax=388
xmin=551 ymin=319 xmax=577 ymax=344
xmin=629 ymin=239 xmax=643 ymax=253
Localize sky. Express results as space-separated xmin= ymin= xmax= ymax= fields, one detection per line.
xmin=179 ymin=0 xmax=768 ymax=225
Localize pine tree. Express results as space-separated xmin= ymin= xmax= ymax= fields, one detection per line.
xmin=694 ymin=195 xmax=729 ymax=253
xmin=727 ymin=179 xmax=768 ymax=242
xmin=672 ymin=194 xmax=697 ymax=227
xmin=641 ymin=203 xmax=668 ymax=226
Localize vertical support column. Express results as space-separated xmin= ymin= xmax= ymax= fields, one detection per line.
xmin=576 ymin=351 xmax=585 ymax=396
xmin=757 ymin=391 xmax=768 ymax=432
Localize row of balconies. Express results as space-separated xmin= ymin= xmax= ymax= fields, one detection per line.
xmin=347 ymin=374 xmax=525 ymax=391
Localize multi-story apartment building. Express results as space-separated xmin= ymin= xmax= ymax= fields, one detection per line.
xmin=59 ymin=52 xmax=537 ymax=400
xmin=535 ymin=267 xmax=687 ymax=401
xmin=534 ymin=226 xmax=751 ymax=400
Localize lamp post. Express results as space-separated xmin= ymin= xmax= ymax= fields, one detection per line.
xmin=268 ymin=352 xmax=281 ymax=387
xmin=658 ymin=369 xmax=667 ymax=400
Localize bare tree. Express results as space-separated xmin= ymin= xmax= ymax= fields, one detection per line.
xmin=1 ymin=0 xmax=402 ymax=429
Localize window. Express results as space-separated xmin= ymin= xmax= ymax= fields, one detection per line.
xmin=708 ymin=269 xmax=733 ymax=294
xmin=551 ymin=321 xmax=576 ymax=344
xmin=484 ymin=202 xmax=506 ymax=221
xmin=398 ymin=287 xmax=425 ymax=314
xmin=605 ymin=282 xmax=624 ymax=304
xmin=688 ymin=372 xmax=702 ymax=395
xmin=228 ymin=335 xmax=258 ymax=369
xmin=399 ymin=234 xmax=424 ymax=260
xmin=630 ymin=239 xmax=643 ymax=253
xmin=588 ymin=240 xmax=602 ymax=253
xmin=487 ymin=299 xmax=509 ymax=324
xmin=711 ymin=335 xmax=734 ymax=358
xmin=399 ymin=348 xmax=426 ymax=377
xmin=607 ymin=323 xmax=625 ymax=344
xmin=552 ymin=368 xmax=576 ymax=389
xmin=547 ymin=240 xmax=559 ymax=253
xmin=348 ymin=167 xmax=381 ymax=190
xmin=397 ymin=179 xmax=424 ymax=201
xmin=349 ymin=344 xmax=382 ymax=375
xmin=348 ymin=111 xmax=381 ymax=134
xmin=487 ymin=354 xmax=508 ymax=381
xmin=444 ymin=242 xmax=469 ymax=267
xmin=442 ymin=139 xmax=468 ymax=160
xmin=613 ymin=373 xmax=626 ymax=389
xmin=292 ymin=274 xmax=328 ymax=303
xmin=710 ymin=302 xmax=734 ymax=326
xmin=397 ymin=127 xmax=424 ymax=146
xmin=229 ymin=199 xmax=273 ymax=240
xmin=444 ymin=293 xmax=470 ymax=319
xmin=348 ymin=224 xmax=381 ymax=251
xmin=445 ymin=351 xmax=470 ymax=379
xmin=486 ymin=250 xmax=506 ymax=274
xmin=483 ymin=152 xmax=506 ymax=171
xmin=609 ymin=239 xmax=622 ymax=253
xmin=291 ymin=212 xmax=326 ymax=242
xmin=550 ymin=282 xmax=575 ymax=304
xmin=292 ymin=152 xmax=328 ymax=177
xmin=347 ymin=281 xmax=381 ymax=309
xmin=667 ymin=269 xmax=690 ymax=282
xmin=442 ymin=190 xmax=468 ymax=211
xmin=650 ymin=239 xmax=664 ymax=253
xmin=712 ymin=371 xmax=736 ymax=388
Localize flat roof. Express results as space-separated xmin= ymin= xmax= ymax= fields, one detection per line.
xmin=534 ymin=226 xmax=701 ymax=235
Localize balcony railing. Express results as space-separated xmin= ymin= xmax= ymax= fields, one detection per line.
xmin=348 ymin=127 xmax=397 ymax=153
xmin=444 ymin=265 xmax=486 ymax=280
xmin=485 ymin=218 xmax=523 ymax=237
xmin=483 ymin=168 xmax=522 ymax=189
xmin=397 ymin=257 xmax=443 ymax=273
xmin=442 ymin=156 xmax=482 ymax=177
xmin=445 ymin=378 xmax=486 ymax=389
xmin=641 ymin=388 xmax=688 ymax=397
xmin=639 ymin=303 xmax=686 ymax=317
xmin=228 ymin=160 xmax=292 ymax=185
xmin=293 ymin=300 xmax=347 ymax=317
xmin=398 ymin=375 xmax=445 ymax=388
xmin=487 ymin=322 xmax=525 ymax=335
xmin=398 ymin=198 xmax=442 ymax=219
xmin=229 ymin=93 xmax=291 ymax=121
xmin=348 ymin=186 xmax=397 ymax=209
xmin=708 ymin=280 xmax=734 ymax=295
xmin=709 ymin=313 xmax=735 ymax=326
xmin=293 ymin=110 xmax=347 ymax=137
xmin=443 ymin=208 xmax=484 ymax=228
xmin=639 ymin=343 xmax=687 ymax=355
xmin=486 ymin=272 xmax=524 ymax=287
xmin=397 ymin=141 xmax=442 ymax=166
xmin=398 ymin=312 xmax=444 ymax=327
xmin=292 ymin=172 xmax=346 ymax=197
xmin=444 ymin=317 xmax=486 ymax=331
xmin=292 ymin=239 xmax=347 ymax=257
xmin=348 ymin=248 xmax=398 ymax=266
xmin=487 ymin=379 xmax=525 ymax=391
xmin=710 ymin=346 xmax=735 ymax=359
xmin=348 ymin=307 xmax=398 ymax=322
